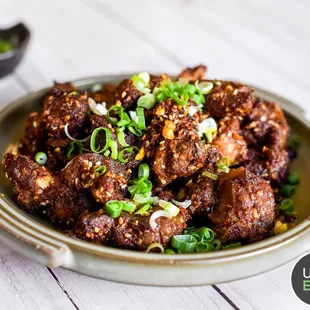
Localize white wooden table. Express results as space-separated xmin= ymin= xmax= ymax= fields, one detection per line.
xmin=1 ymin=0 xmax=310 ymax=309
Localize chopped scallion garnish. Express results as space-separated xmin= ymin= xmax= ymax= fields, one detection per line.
xmin=217 ymin=157 xmax=230 ymax=174
xmin=94 ymin=165 xmax=107 ymax=177
xmin=90 ymin=127 xmax=112 ymax=153
xmin=34 ymin=152 xmax=48 ymax=165
xmin=105 ymin=200 xmax=123 ymax=218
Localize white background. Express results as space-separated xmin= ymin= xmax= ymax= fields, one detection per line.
xmin=1 ymin=0 xmax=310 ymax=309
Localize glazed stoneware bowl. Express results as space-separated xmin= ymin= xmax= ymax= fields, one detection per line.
xmin=0 ymin=23 xmax=30 ymax=79
xmin=0 ymin=75 xmax=310 ymax=286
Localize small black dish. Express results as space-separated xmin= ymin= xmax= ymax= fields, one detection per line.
xmin=0 ymin=23 xmax=30 ymax=79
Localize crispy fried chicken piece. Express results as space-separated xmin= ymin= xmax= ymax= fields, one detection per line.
xmin=60 ymin=153 xmax=130 ymax=204
xmin=184 ymin=145 xmax=221 ymax=216
xmin=212 ymin=116 xmax=247 ymax=165
xmin=3 ymin=153 xmax=89 ymax=224
xmin=90 ymin=83 xmax=116 ymax=109
xmin=242 ymin=100 xmax=289 ymax=150
xmin=113 ymin=79 xmax=143 ymax=110
xmin=208 ymin=167 xmax=275 ymax=243
xmin=71 ymin=206 xmax=190 ymax=250
xmin=178 ymin=65 xmax=207 ymax=82
xmin=243 ymin=147 xmax=289 ymax=184
xmin=19 ymin=112 xmax=46 ymax=158
xmin=42 ymin=87 xmax=90 ymax=140
xmin=205 ymin=81 xmax=255 ymax=119
xmin=149 ymin=73 xmax=168 ymax=90
xmin=142 ymin=99 xmax=207 ymax=187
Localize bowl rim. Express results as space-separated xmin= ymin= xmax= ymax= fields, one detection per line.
xmin=1 ymin=74 xmax=309 ymax=265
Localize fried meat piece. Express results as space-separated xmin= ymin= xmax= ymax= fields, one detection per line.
xmin=113 ymin=79 xmax=143 ymax=110
xmin=243 ymin=147 xmax=289 ymax=184
xmin=19 ymin=112 xmax=46 ymax=158
xmin=208 ymin=167 xmax=275 ymax=243
xmin=205 ymin=81 xmax=255 ymax=119
xmin=60 ymin=153 xmax=130 ymax=204
xmin=71 ymin=206 xmax=190 ymax=250
xmin=242 ymin=100 xmax=289 ymax=150
xmin=142 ymin=99 xmax=207 ymax=187
xmin=184 ymin=145 xmax=221 ymax=217
xmin=178 ymin=65 xmax=207 ymax=82
xmin=3 ymin=153 xmax=89 ymax=223
xmin=212 ymin=116 xmax=247 ymax=165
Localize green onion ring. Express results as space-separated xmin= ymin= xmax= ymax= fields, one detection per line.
xmin=34 ymin=152 xmax=48 ymax=165
xmin=108 ymin=140 xmax=118 ymax=160
xmin=94 ymin=165 xmax=107 ymax=177
xmin=146 ymin=242 xmax=164 ymax=253
xmin=118 ymin=146 xmax=138 ymax=163
xmin=171 ymin=235 xmax=197 ymax=253
xmin=90 ymin=127 xmax=112 ymax=153
xmin=138 ymin=163 xmax=150 ymax=179
xmin=105 ymin=200 xmax=123 ymax=218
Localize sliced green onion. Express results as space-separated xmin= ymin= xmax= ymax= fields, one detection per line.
xmin=202 ymin=170 xmax=219 ymax=181
xmin=222 ymin=242 xmax=242 ymax=250
xmin=196 ymin=242 xmax=215 ymax=252
xmin=67 ymin=141 xmax=83 ymax=160
xmin=34 ymin=152 xmax=48 ymax=165
xmin=117 ymin=146 xmax=138 ymax=163
xmin=105 ymin=200 xmax=123 ymax=218
xmin=136 ymin=107 xmax=146 ymax=130
xmin=164 ymin=249 xmax=175 ymax=254
xmin=94 ymin=165 xmax=106 ymax=177
xmin=108 ymin=140 xmax=118 ymax=160
xmin=135 ymin=204 xmax=152 ymax=215
xmin=279 ymin=199 xmax=294 ymax=213
xmin=137 ymin=93 xmax=156 ymax=109
xmin=128 ymin=125 xmax=143 ymax=137
xmin=128 ymin=178 xmax=152 ymax=195
xmin=171 ymin=235 xmax=197 ymax=253
xmin=138 ymin=72 xmax=150 ymax=84
xmin=104 ymin=150 xmax=111 ymax=157
xmin=106 ymin=105 xmax=130 ymax=127
xmin=0 ymin=39 xmax=13 ymax=53
xmin=217 ymin=157 xmax=230 ymax=173
xmin=133 ymin=192 xmax=156 ymax=204
xmin=280 ymin=184 xmax=295 ymax=197
xmin=138 ymin=163 xmax=150 ymax=179
xmin=184 ymin=226 xmax=215 ymax=243
xmin=146 ymin=242 xmax=164 ymax=253
xmin=120 ymin=201 xmax=136 ymax=213
xmin=184 ymin=83 xmax=196 ymax=95
xmin=90 ymin=127 xmax=111 ymax=153
xmin=287 ymin=172 xmax=300 ymax=185
xmin=155 ymin=90 xmax=168 ymax=103
xmin=117 ymin=129 xmax=129 ymax=147
xmin=68 ymin=90 xmax=78 ymax=96
xmin=195 ymin=81 xmax=213 ymax=94
xmin=213 ymin=239 xmax=222 ymax=250
xmin=159 ymin=201 xmax=180 ymax=217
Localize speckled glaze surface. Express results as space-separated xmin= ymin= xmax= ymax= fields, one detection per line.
xmin=0 ymin=75 xmax=310 ymax=286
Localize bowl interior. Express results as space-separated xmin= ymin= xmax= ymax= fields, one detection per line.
xmin=0 ymin=78 xmax=309 ymax=243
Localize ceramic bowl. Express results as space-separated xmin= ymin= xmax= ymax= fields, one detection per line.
xmin=0 ymin=23 xmax=30 ymax=79
xmin=0 ymin=75 xmax=309 ymax=286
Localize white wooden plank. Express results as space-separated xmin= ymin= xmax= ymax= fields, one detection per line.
xmin=0 ymin=244 xmax=75 ymax=310
xmin=217 ymin=253 xmax=310 ymax=310
xmin=101 ymin=0 xmax=310 ymax=116
xmin=51 ymin=267 xmax=233 ymax=310
xmin=0 ymin=0 xmax=180 ymax=81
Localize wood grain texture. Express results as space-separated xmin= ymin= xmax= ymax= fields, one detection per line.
xmin=51 ymin=267 xmax=234 ymax=310
xmin=0 ymin=0 xmax=310 ymax=309
xmin=0 ymin=245 xmax=75 ymax=310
